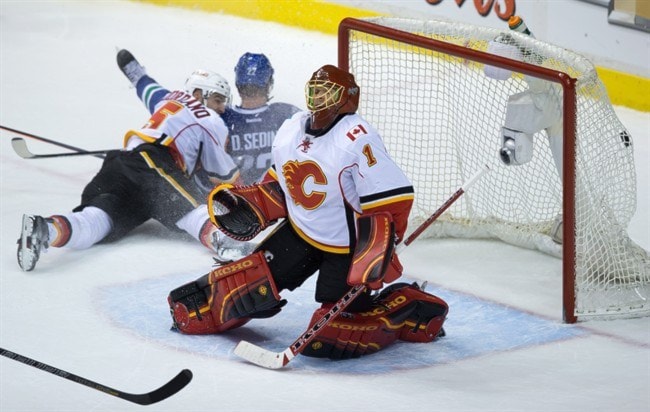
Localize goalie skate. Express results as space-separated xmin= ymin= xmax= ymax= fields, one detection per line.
xmin=117 ymin=49 xmax=146 ymax=86
xmin=17 ymin=214 xmax=50 ymax=272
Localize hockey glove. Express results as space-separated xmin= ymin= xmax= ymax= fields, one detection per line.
xmin=208 ymin=181 xmax=287 ymax=241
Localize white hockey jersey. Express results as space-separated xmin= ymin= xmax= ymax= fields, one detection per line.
xmin=123 ymin=89 xmax=239 ymax=192
xmin=269 ymin=112 xmax=414 ymax=253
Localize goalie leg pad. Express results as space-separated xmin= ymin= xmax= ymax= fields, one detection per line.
xmin=167 ymin=274 xmax=238 ymax=335
xmin=208 ymin=251 xmax=284 ymax=323
xmin=301 ymin=283 xmax=448 ymax=360
xmin=347 ymin=211 xmax=396 ymax=289
xmin=168 ymin=251 xmax=284 ymax=334
xmin=301 ymin=303 xmax=399 ymax=360
xmin=384 ymin=284 xmax=449 ymax=343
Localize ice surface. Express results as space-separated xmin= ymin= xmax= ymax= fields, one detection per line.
xmin=1 ymin=2 xmax=648 ymax=411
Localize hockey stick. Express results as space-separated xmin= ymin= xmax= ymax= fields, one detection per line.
xmin=0 ymin=347 xmax=192 ymax=405
xmin=1 ymin=125 xmax=106 ymax=159
xmin=400 ymin=164 xmax=490 ymax=249
xmin=234 ymin=164 xmax=491 ymax=369
xmin=11 ymin=137 xmax=114 ymax=159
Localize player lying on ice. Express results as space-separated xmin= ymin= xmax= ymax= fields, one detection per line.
xmin=120 ymin=49 xmax=300 ymax=185
xmin=16 ymin=53 xmax=250 ymax=272
xmin=168 ymin=65 xmax=448 ymax=360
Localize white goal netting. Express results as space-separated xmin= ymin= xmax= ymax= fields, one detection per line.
xmin=343 ymin=17 xmax=648 ymax=321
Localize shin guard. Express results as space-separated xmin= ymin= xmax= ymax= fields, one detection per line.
xmin=168 ymin=251 xmax=284 ymax=334
xmin=301 ymin=283 xmax=448 ymax=359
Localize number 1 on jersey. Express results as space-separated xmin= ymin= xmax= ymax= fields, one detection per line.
xmin=362 ymin=144 xmax=377 ymax=167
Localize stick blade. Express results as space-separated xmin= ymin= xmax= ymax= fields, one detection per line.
xmin=233 ymin=341 xmax=292 ymax=370
xmin=11 ymin=138 xmax=34 ymax=158
xmin=122 ymin=369 xmax=193 ymax=405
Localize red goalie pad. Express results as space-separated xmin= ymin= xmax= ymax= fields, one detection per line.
xmin=347 ymin=212 xmax=396 ymax=289
xmin=301 ymin=283 xmax=448 ymax=360
xmin=168 ymin=251 xmax=284 ymax=334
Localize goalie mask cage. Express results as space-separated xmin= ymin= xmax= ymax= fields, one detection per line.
xmin=338 ymin=17 xmax=649 ymax=323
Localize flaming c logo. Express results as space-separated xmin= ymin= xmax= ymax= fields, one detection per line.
xmin=282 ymin=160 xmax=327 ymax=210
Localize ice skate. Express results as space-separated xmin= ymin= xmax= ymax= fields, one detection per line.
xmin=17 ymin=214 xmax=50 ymax=272
xmin=117 ymin=49 xmax=146 ymax=86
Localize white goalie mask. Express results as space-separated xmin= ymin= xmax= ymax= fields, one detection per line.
xmin=184 ymin=69 xmax=231 ymax=103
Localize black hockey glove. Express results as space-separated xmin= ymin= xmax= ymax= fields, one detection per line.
xmin=208 ymin=182 xmax=287 ymax=242
xmin=210 ymin=186 xmax=263 ymax=241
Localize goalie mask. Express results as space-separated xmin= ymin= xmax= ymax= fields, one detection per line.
xmin=305 ymin=65 xmax=360 ymax=131
xmin=184 ymin=69 xmax=231 ymax=103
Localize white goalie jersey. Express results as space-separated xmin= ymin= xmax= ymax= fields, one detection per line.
xmin=269 ymin=112 xmax=414 ymax=253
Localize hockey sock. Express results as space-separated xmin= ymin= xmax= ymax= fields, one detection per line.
xmin=60 ymin=206 xmax=112 ymax=249
xmin=175 ymin=206 xmax=212 ymax=247
xmin=47 ymin=215 xmax=72 ymax=248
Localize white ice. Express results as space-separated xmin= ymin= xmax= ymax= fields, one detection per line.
xmin=1 ymin=1 xmax=648 ymax=411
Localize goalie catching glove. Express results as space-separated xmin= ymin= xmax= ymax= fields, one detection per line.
xmin=208 ymin=180 xmax=287 ymax=241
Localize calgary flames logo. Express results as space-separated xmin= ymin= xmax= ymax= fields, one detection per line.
xmin=282 ymin=160 xmax=327 ymax=210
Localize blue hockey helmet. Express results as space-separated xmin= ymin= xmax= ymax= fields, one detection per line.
xmin=234 ymin=52 xmax=274 ymax=89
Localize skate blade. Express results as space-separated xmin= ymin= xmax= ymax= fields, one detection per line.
xmin=18 ymin=215 xmax=36 ymax=271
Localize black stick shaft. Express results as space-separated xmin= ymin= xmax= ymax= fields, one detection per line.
xmin=1 ymin=125 xmax=89 ymax=152
xmin=11 ymin=138 xmax=112 ymax=159
xmin=0 ymin=347 xmax=192 ymax=405
xmin=1 ymin=125 xmax=106 ymax=159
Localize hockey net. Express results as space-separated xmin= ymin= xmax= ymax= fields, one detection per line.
xmin=339 ymin=17 xmax=649 ymax=322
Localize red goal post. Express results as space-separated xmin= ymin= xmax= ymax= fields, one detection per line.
xmin=338 ymin=17 xmax=648 ymax=323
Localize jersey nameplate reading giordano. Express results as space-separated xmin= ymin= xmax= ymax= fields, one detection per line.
xmin=162 ymin=91 xmax=211 ymax=119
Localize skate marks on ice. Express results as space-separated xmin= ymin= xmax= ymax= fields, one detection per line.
xmin=95 ymin=273 xmax=587 ymax=374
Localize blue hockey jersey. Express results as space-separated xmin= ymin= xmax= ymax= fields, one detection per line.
xmin=221 ymin=103 xmax=300 ymax=184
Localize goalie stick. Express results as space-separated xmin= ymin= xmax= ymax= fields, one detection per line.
xmin=1 ymin=125 xmax=106 ymax=159
xmin=11 ymin=137 xmax=113 ymax=159
xmin=0 ymin=347 xmax=192 ymax=405
xmin=234 ymin=164 xmax=491 ymax=369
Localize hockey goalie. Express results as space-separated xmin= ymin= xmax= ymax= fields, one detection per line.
xmin=167 ymin=64 xmax=448 ymax=360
